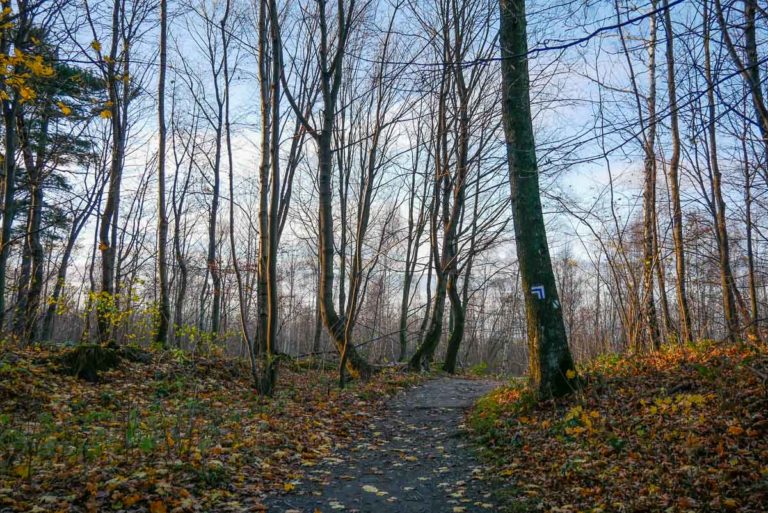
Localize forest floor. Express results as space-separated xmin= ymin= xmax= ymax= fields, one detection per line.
xmin=266 ymin=377 xmax=501 ymax=513
xmin=469 ymin=341 xmax=768 ymax=512
xmin=0 ymin=346 xmax=431 ymax=513
xmin=5 ymin=341 xmax=765 ymax=513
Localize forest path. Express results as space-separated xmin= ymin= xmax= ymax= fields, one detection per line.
xmin=266 ymin=377 xmax=502 ymax=513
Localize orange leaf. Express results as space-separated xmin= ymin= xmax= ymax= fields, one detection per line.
xmin=149 ymin=500 xmax=167 ymax=513
xmin=123 ymin=494 xmax=141 ymax=507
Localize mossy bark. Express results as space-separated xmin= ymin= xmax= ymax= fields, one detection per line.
xmin=499 ymin=0 xmax=577 ymax=398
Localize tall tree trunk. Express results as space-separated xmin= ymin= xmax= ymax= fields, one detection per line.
xmin=22 ymin=180 xmax=44 ymax=342
xmin=155 ymin=0 xmax=170 ymax=349
xmin=97 ymin=0 xmax=127 ymax=346
xmin=398 ymin=144 xmax=428 ymax=362
xmin=640 ymin=2 xmax=661 ymax=350
xmin=398 ymin=268 xmax=414 ymax=361
xmin=298 ymin=0 xmax=371 ymax=379
xmin=704 ymin=0 xmax=739 ymax=341
xmin=13 ymin=113 xmax=47 ymax=342
xmin=446 ymin=163 xmax=482 ymax=373
xmin=0 ymin=94 xmax=19 ymax=331
xmin=408 ymin=154 xmax=448 ymax=370
xmin=222 ymin=0 xmax=259 ymax=382
xmin=417 ymin=250 xmax=433 ymax=345
xmin=207 ymin=137 xmax=222 ymax=337
xmin=410 ymin=270 xmax=447 ymax=370
xmin=13 ymin=238 xmax=32 ymax=338
xmin=499 ymin=0 xmax=576 ymax=397
xmin=409 ymin=39 xmax=451 ymax=371
xmin=253 ymin=0 xmax=281 ymax=394
xmin=0 ymin=0 xmax=29 ymax=331
xmin=312 ymin=268 xmax=323 ymax=354
xmin=662 ymin=0 xmax=693 ymax=345
xmin=741 ymin=117 xmax=761 ymax=341
xmin=316 ymin=124 xmax=371 ymax=377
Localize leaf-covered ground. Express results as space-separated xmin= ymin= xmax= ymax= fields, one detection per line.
xmin=267 ymin=377 xmax=501 ymax=513
xmin=469 ymin=342 xmax=768 ymax=513
xmin=0 ymin=347 xmax=422 ymax=512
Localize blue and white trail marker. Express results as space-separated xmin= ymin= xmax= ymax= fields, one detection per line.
xmin=531 ymin=284 xmax=545 ymax=300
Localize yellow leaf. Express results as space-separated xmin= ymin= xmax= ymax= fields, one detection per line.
xmin=283 ymin=482 xmax=295 ymax=492
xmin=723 ymin=498 xmax=738 ymax=509
xmin=27 ymin=55 xmax=54 ymax=77
xmin=566 ymin=369 xmax=576 ymax=379
xmin=91 ymin=40 xmax=102 ymax=52
xmin=57 ymin=101 xmax=72 ymax=116
xmin=149 ymin=500 xmax=167 ymax=513
xmin=11 ymin=48 xmax=24 ymax=65
xmin=18 ymin=85 xmax=35 ymax=101
xmin=99 ymin=109 xmax=112 ymax=119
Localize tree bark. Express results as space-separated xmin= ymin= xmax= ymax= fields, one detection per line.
xmin=741 ymin=116 xmax=760 ymax=341
xmin=641 ymin=2 xmax=661 ymax=350
xmin=499 ymin=0 xmax=576 ymax=397
xmin=97 ymin=0 xmax=127 ymax=346
xmin=704 ymin=0 xmax=739 ymax=341
xmin=155 ymin=0 xmax=170 ymax=349
xmin=662 ymin=0 xmax=693 ymax=344
xmin=277 ymin=0 xmax=372 ymax=379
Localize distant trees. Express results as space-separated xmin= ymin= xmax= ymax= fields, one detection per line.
xmin=0 ymin=0 xmax=765 ymax=393
xmin=408 ymin=0 xmax=503 ymax=372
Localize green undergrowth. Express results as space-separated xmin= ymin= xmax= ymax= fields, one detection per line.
xmin=0 ymin=345 xmax=424 ymax=513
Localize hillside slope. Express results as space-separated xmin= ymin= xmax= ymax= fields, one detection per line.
xmin=470 ymin=342 xmax=768 ymax=512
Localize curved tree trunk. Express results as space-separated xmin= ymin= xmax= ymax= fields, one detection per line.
xmin=442 ymin=275 xmax=465 ymax=373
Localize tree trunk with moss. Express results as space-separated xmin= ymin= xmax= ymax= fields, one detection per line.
xmin=499 ymin=0 xmax=576 ymax=398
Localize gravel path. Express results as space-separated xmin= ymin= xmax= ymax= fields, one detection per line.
xmin=266 ymin=378 xmax=502 ymax=513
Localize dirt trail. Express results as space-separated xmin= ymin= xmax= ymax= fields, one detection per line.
xmin=266 ymin=378 xmax=501 ymax=513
